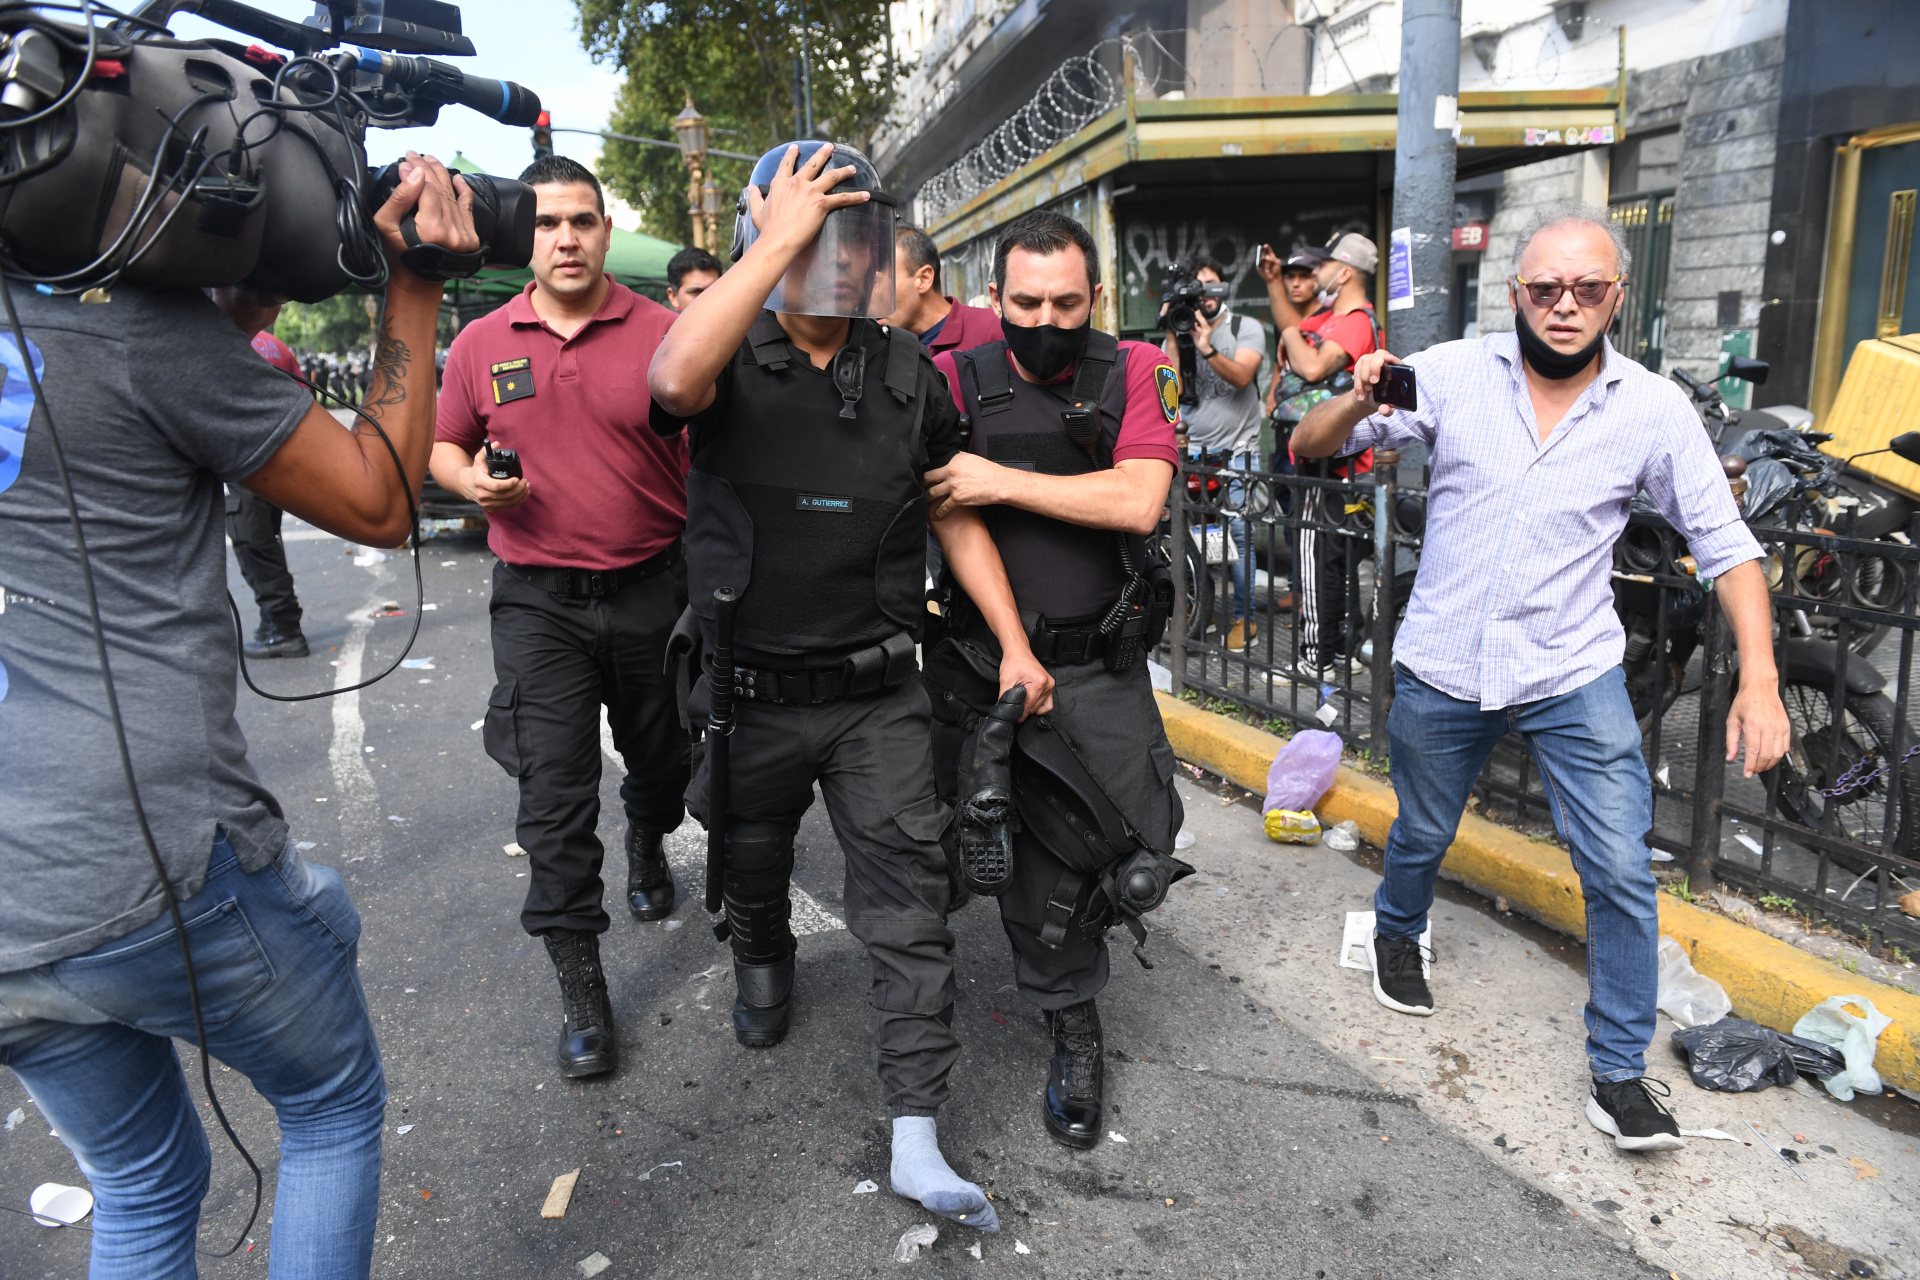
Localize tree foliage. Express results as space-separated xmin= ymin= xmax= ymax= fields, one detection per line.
xmin=274 ymin=293 xmax=374 ymax=354
xmin=574 ymin=0 xmax=903 ymax=245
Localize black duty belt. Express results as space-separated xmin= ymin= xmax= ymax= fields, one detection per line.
xmin=955 ymin=598 xmax=1110 ymax=667
xmin=504 ymin=538 xmax=682 ymax=600
xmin=724 ymin=631 xmax=918 ymax=706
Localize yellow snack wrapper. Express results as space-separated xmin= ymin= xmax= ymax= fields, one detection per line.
xmin=1263 ymin=807 xmax=1322 ymax=844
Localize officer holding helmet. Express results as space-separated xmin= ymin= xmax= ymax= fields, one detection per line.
xmin=649 ymin=140 xmax=1046 ymax=1234
xmin=922 ymin=209 xmax=1192 ymax=1150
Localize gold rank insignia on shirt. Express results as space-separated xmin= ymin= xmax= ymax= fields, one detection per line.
xmin=491 ymin=358 xmax=534 ymax=405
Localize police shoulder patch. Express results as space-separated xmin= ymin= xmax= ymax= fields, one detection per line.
xmin=1154 ymin=363 xmax=1180 ymax=423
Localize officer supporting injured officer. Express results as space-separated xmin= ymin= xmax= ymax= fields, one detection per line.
xmin=923 ymin=209 xmax=1193 ymax=1149
xmin=433 ymin=156 xmax=692 ymax=1080
xmin=649 ymin=141 xmax=1044 ymax=1232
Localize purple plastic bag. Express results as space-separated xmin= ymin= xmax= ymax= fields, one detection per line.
xmin=1265 ymin=730 xmax=1343 ymax=812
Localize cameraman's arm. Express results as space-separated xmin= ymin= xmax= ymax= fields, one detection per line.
xmin=242 ymin=155 xmax=477 ymax=546
xmin=651 ymin=144 xmax=868 ymax=415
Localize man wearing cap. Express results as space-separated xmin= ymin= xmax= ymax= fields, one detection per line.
xmin=1274 ymin=232 xmax=1380 ymax=679
xmin=882 ymin=223 xmax=1004 ymax=355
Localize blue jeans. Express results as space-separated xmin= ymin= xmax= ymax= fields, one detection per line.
xmin=1193 ymin=447 xmax=1257 ymax=623
xmin=0 ymin=837 xmax=385 ymax=1278
xmin=1376 ymin=666 xmax=1660 ymax=1081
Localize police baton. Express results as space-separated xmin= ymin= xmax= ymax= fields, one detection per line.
xmin=705 ymin=587 xmax=740 ymax=920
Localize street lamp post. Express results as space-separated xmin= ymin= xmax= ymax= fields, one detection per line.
xmin=672 ymin=93 xmax=709 ymax=250
xmin=701 ymin=178 xmax=723 ymax=255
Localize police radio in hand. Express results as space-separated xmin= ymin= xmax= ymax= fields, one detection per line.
xmin=485 ymin=441 xmax=522 ymax=481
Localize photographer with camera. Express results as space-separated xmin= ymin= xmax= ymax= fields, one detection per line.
xmin=0 ymin=153 xmax=474 ymax=1277
xmin=667 ymin=245 xmax=722 ymax=311
xmin=1254 ymin=245 xmax=1328 ymax=444
xmin=1273 ymin=232 xmax=1380 ymax=679
xmin=432 ymin=155 xmax=692 ymax=1081
xmin=1292 ymin=204 xmax=1788 ymax=1151
xmin=1161 ymin=260 xmax=1264 ymax=650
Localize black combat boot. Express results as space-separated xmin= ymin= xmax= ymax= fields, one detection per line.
xmin=543 ymin=929 xmax=618 ymax=1078
xmin=625 ymin=827 xmax=676 ymax=921
xmin=1043 ymin=999 xmax=1104 ymax=1149
xmin=244 ymin=629 xmax=309 ymax=659
xmin=731 ymin=955 xmax=795 ymax=1048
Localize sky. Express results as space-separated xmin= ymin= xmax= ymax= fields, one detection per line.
xmin=165 ymin=0 xmax=647 ymax=228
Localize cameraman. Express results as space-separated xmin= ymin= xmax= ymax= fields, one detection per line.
xmin=432 ymin=155 xmax=691 ymax=1081
xmin=0 ymin=154 xmax=474 ymax=1276
xmin=667 ymin=245 xmax=722 ymax=311
xmin=1162 ymin=260 xmax=1263 ymax=651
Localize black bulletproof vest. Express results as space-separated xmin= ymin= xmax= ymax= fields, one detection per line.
xmin=686 ymin=313 xmax=933 ymax=658
xmin=951 ymin=334 xmax=1139 ymax=622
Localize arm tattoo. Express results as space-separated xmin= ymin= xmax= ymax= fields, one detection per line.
xmin=360 ymin=321 xmax=411 ymax=424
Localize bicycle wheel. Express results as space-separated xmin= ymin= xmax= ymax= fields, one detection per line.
xmin=1774 ymin=681 xmax=1920 ymax=868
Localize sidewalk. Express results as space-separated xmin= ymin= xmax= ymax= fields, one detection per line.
xmin=1156 ymin=770 xmax=1920 ymax=1280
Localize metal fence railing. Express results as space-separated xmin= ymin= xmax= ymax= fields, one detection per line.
xmin=1156 ymin=456 xmax=1920 ymax=960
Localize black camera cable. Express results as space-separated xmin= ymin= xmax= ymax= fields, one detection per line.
xmin=1 ymin=276 xmax=263 ymax=1257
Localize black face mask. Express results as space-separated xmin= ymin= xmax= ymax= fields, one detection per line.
xmin=1514 ymin=306 xmax=1607 ymax=379
xmin=1003 ymin=319 xmax=1090 ymax=382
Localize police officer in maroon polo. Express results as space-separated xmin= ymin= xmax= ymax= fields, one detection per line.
xmin=924 ymin=209 xmax=1191 ymax=1149
xmin=432 ymin=156 xmax=690 ymax=1080
xmin=880 ymin=223 xmax=1003 ymax=356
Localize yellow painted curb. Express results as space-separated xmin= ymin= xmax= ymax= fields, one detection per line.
xmin=1156 ymin=691 xmax=1920 ymax=1092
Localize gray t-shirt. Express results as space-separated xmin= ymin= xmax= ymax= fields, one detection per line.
xmin=1178 ymin=307 xmax=1265 ymax=454
xmin=0 ymin=285 xmax=313 ymax=972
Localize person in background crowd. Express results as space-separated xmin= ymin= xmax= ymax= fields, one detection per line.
xmin=880 ymin=223 xmax=1003 ymax=355
xmin=210 ymin=285 xmax=310 ymax=659
xmin=1291 ymin=201 xmax=1790 ymax=1153
xmin=667 ymin=246 xmax=723 ymax=311
xmin=1256 ymin=244 xmax=1329 ymax=432
xmin=1162 ymin=260 xmax=1264 ymax=651
xmin=433 ymin=155 xmax=692 ymax=1081
xmin=1275 ymin=232 xmax=1379 ymax=678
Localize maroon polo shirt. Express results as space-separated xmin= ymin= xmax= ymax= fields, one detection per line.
xmin=923 ymin=297 xmax=1004 ymax=356
xmin=437 ymin=280 xmax=688 ymax=571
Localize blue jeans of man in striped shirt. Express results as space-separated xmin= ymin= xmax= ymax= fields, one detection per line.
xmin=1377 ymin=664 xmax=1660 ymax=1081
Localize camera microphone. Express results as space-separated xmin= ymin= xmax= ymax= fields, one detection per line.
xmin=352 ymin=48 xmax=542 ymax=127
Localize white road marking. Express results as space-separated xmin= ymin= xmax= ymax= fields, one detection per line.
xmin=327 ymin=562 xmax=393 ymax=860
xmin=604 ymin=708 xmax=845 ymax=935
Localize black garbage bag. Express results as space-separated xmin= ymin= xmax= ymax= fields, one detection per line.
xmin=1669 ymin=1017 xmax=1847 ymax=1092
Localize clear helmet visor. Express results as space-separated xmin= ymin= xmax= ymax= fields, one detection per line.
xmin=730 ymin=141 xmax=897 ymax=320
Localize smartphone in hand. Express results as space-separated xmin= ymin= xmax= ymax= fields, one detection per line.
xmin=1376 ymin=363 xmax=1417 ymax=411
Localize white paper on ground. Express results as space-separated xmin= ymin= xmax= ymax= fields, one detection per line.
xmin=29 ymin=1183 xmax=92 ymax=1227
xmin=1340 ymin=911 xmax=1431 ymax=976
xmin=1679 ymin=1128 xmax=1738 ymax=1141
xmin=852 ymin=1179 xmax=879 ymax=1194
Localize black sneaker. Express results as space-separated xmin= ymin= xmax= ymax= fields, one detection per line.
xmin=1370 ymin=934 xmax=1434 ymax=1016
xmin=1586 ymin=1076 xmax=1686 ymax=1152
xmin=244 ymin=631 xmax=309 ymax=659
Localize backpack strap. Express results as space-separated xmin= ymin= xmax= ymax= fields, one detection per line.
xmin=969 ymin=340 xmax=1016 ymax=416
xmin=882 ymin=322 xmax=919 ymax=404
xmin=747 ymin=311 xmax=792 ymax=372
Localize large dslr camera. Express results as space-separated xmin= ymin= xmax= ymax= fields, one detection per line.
xmin=0 ymin=0 xmax=541 ymax=302
xmin=1158 ymin=260 xmax=1229 ymax=409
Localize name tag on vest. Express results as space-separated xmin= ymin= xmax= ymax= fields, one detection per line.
xmin=795 ymin=493 xmax=853 ymax=513
xmin=491 ymin=358 xmax=534 ymax=405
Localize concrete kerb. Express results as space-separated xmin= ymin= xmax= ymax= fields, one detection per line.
xmin=1155 ymin=691 xmax=1920 ymax=1094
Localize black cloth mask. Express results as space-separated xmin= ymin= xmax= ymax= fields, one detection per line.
xmin=1003 ymin=320 xmax=1091 ymax=382
xmin=1514 ymin=306 xmax=1607 ymax=379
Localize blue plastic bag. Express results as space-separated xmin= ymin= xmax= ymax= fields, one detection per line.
xmin=1265 ymin=730 xmax=1343 ymax=812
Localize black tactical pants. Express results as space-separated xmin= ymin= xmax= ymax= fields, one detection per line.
xmin=687 ymin=678 xmax=959 ymax=1116
xmin=926 ymin=645 xmax=1183 ymax=1011
xmin=484 ymin=560 xmax=691 ymax=937
xmin=225 ymin=485 xmax=302 ymax=636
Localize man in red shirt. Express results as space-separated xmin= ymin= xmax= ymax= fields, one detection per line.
xmin=881 ymin=224 xmax=1003 ymax=355
xmin=432 ymin=156 xmax=691 ymax=1080
xmin=209 ymin=285 xmax=311 ymax=658
xmin=924 ymin=210 xmax=1190 ymax=1151
xmin=1274 ymin=232 xmax=1380 ymax=677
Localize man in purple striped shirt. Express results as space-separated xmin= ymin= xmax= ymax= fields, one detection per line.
xmin=1294 ymin=202 xmax=1788 ymax=1152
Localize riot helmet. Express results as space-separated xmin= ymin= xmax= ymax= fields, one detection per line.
xmin=730 ymin=140 xmax=897 ymax=319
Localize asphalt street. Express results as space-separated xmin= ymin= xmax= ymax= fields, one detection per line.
xmin=1 ymin=526 xmax=1667 ymax=1279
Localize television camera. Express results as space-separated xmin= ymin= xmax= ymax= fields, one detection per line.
xmin=0 ymin=0 xmax=542 ymax=303
xmin=1159 ymin=260 xmax=1230 ymax=409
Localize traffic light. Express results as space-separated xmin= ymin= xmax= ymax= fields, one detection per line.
xmin=532 ymin=110 xmax=552 ymax=160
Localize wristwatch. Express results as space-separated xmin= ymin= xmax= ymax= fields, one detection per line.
xmin=1200 ymin=346 xmax=1219 ymax=360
